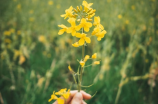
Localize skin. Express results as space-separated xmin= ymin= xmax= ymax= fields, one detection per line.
xmin=53 ymin=90 xmax=91 ymax=104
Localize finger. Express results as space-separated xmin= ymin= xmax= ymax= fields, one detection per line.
xmin=70 ymin=90 xmax=91 ymax=100
xmin=67 ymin=90 xmax=91 ymax=103
xmin=70 ymin=92 xmax=83 ymax=104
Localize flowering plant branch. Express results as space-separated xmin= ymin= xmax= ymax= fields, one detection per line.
xmin=49 ymin=1 xmax=107 ymax=103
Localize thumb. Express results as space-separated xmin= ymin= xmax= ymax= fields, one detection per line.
xmin=70 ymin=92 xmax=83 ymax=104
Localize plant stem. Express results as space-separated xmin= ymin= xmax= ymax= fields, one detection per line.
xmin=78 ymin=28 xmax=85 ymax=92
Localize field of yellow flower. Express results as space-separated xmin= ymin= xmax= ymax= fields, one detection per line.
xmin=0 ymin=0 xmax=158 ymax=104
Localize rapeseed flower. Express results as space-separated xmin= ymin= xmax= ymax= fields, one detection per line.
xmin=76 ymin=33 xmax=91 ymax=46
xmin=58 ymin=25 xmax=68 ymax=35
xmin=48 ymin=92 xmax=58 ymax=102
xmin=82 ymin=0 xmax=93 ymax=12
xmin=3 ymin=31 xmax=11 ymax=36
xmin=57 ymin=98 xmax=64 ymax=104
xmin=92 ymin=53 xmax=97 ymax=59
xmin=93 ymin=61 xmax=100 ymax=65
xmin=84 ymin=55 xmax=90 ymax=62
xmin=61 ymin=6 xmax=73 ymax=19
xmin=80 ymin=60 xmax=85 ymax=67
xmin=72 ymin=42 xmax=80 ymax=47
xmin=67 ymin=18 xmax=80 ymax=36
xmin=77 ymin=18 xmax=92 ymax=32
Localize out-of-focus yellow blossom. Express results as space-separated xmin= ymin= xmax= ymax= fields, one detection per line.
xmin=93 ymin=16 xmax=104 ymax=29
xmin=95 ymin=30 xmax=107 ymax=41
xmin=62 ymin=89 xmax=70 ymax=99
xmin=29 ymin=17 xmax=35 ymax=22
xmin=38 ymin=35 xmax=46 ymax=43
xmin=76 ymin=33 xmax=91 ymax=46
xmin=125 ymin=20 xmax=129 ymax=24
xmin=55 ymin=88 xmax=67 ymax=95
xmin=72 ymin=42 xmax=80 ymax=47
xmin=57 ymin=98 xmax=64 ymax=104
xmin=17 ymin=30 xmax=21 ymax=35
xmin=93 ymin=61 xmax=100 ymax=65
xmin=13 ymin=50 xmax=21 ymax=60
xmin=118 ymin=14 xmax=122 ymax=19
xmin=84 ymin=55 xmax=90 ymax=62
xmin=4 ymin=39 xmax=11 ymax=43
xmin=131 ymin=5 xmax=135 ymax=10
xmin=19 ymin=55 xmax=25 ymax=65
xmin=17 ymin=4 xmax=21 ymax=10
xmin=61 ymin=6 xmax=73 ymax=19
xmin=67 ymin=18 xmax=80 ymax=36
xmin=82 ymin=0 xmax=93 ymax=12
xmin=56 ymin=4 xmax=61 ymax=9
xmin=92 ymin=27 xmax=101 ymax=35
xmin=68 ymin=65 xmax=75 ymax=73
xmin=3 ymin=31 xmax=11 ymax=36
xmin=58 ymin=24 xmax=68 ymax=35
xmin=92 ymin=53 xmax=97 ymax=59
xmin=80 ymin=60 xmax=85 ymax=67
xmin=77 ymin=18 xmax=92 ymax=32
xmin=10 ymin=28 xmax=15 ymax=33
xmin=48 ymin=92 xmax=58 ymax=102
xmin=29 ymin=10 xmax=34 ymax=14
xmin=48 ymin=1 xmax=53 ymax=5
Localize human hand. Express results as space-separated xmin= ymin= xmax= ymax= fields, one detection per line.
xmin=53 ymin=90 xmax=91 ymax=104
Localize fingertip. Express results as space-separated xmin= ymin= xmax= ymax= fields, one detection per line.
xmin=81 ymin=91 xmax=91 ymax=100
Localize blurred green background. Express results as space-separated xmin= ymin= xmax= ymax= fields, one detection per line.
xmin=0 ymin=0 xmax=158 ymax=104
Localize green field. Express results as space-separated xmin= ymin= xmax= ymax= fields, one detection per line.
xmin=0 ymin=0 xmax=158 ymax=104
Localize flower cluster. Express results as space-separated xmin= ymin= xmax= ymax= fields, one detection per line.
xmin=79 ymin=53 xmax=100 ymax=67
xmin=48 ymin=88 xmax=70 ymax=104
xmin=49 ymin=1 xmax=105 ymax=103
xmin=58 ymin=0 xmax=107 ymax=47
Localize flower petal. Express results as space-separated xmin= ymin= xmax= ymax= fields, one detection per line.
xmin=79 ymin=38 xmax=85 ymax=46
xmin=85 ymin=37 xmax=91 ymax=43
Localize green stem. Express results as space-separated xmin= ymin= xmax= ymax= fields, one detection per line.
xmin=78 ymin=28 xmax=85 ymax=92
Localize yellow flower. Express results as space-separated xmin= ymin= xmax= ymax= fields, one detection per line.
xmin=3 ymin=31 xmax=11 ymax=36
xmin=62 ymin=89 xmax=70 ymax=99
xmin=93 ymin=61 xmax=100 ymax=65
xmin=72 ymin=42 xmax=80 ymax=47
xmin=82 ymin=1 xmax=93 ymax=12
xmin=95 ymin=30 xmax=107 ymax=41
xmin=19 ymin=55 xmax=25 ymax=65
xmin=76 ymin=33 xmax=91 ymax=46
xmin=92 ymin=27 xmax=101 ymax=35
xmin=17 ymin=30 xmax=21 ymax=35
xmin=118 ymin=14 xmax=122 ymax=19
xmin=92 ymin=53 xmax=97 ymax=59
xmin=58 ymin=24 xmax=68 ymax=35
xmin=29 ymin=10 xmax=34 ymax=14
xmin=125 ymin=20 xmax=129 ymax=24
xmin=61 ymin=6 xmax=73 ymax=19
xmin=77 ymin=18 xmax=92 ymax=32
xmin=93 ymin=16 xmax=104 ymax=30
xmin=80 ymin=60 xmax=85 ymax=67
xmin=48 ymin=92 xmax=58 ymax=102
xmin=57 ymin=98 xmax=64 ymax=104
xmin=29 ymin=17 xmax=35 ymax=22
xmin=10 ymin=28 xmax=15 ymax=33
xmin=67 ymin=18 xmax=79 ymax=36
xmin=48 ymin=1 xmax=53 ymax=5
xmin=4 ymin=39 xmax=11 ymax=43
xmin=84 ymin=55 xmax=90 ymax=62
xmin=55 ymin=88 xmax=67 ymax=95
xmin=38 ymin=35 xmax=46 ymax=43
xmin=68 ymin=65 xmax=75 ymax=73
xmin=17 ymin=4 xmax=21 ymax=10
